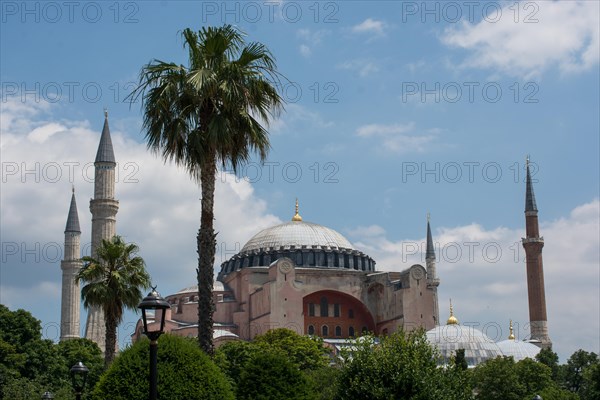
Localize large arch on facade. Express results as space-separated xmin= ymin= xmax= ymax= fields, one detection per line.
xmin=303 ymin=290 xmax=376 ymax=338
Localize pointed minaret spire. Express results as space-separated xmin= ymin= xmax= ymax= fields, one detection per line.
xmin=87 ymin=111 xmax=120 ymax=353
xmin=95 ymin=109 xmax=116 ymax=163
xmin=425 ymin=213 xmax=440 ymax=326
xmin=65 ymin=187 xmax=81 ymax=233
xmin=60 ymin=189 xmax=82 ymax=341
xmin=522 ymin=156 xmax=551 ymax=349
xmin=426 ymin=213 xmax=435 ymax=261
xmin=525 ymin=156 xmax=538 ymax=213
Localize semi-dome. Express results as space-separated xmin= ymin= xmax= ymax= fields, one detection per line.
xmin=218 ymin=200 xmax=375 ymax=279
xmin=241 ymin=220 xmax=354 ymax=252
xmin=426 ymin=305 xmax=503 ymax=367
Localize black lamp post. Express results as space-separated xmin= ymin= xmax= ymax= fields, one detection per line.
xmin=70 ymin=361 xmax=89 ymax=400
xmin=41 ymin=392 xmax=54 ymax=399
xmin=138 ymin=286 xmax=170 ymax=400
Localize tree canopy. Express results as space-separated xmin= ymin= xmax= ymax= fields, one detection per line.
xmin=93 ymin=334 xmax=233 ymax=400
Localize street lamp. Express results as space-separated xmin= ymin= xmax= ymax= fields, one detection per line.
xmin=41 ymin=392 xmax=54 ymax=399
xmin=138 ymin=286 xmax=170 ymax=400
xmin=70 ymin=361 xmax=89 ymax=400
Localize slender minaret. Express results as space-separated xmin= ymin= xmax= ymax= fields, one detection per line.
xmin=426 ymin=213 xmax=440 ymax=325
xmin=521 ymin=156 xmax=551 ymax=349
xmin=60 ymin=188 xmax=82 ymax=341
xmin=85 ymin=111 xmax=119 ymax=352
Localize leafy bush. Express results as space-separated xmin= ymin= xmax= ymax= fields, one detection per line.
xmin=92 ymin=335 xmax=233 ymax=400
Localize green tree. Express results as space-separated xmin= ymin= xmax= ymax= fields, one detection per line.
xmin=0 ymin=305 xmax=68 ymax=398
xmin=77 ymin=235 xmax=151 ymax=366
xmin=253 ymin=328 xmax=330 ymax=370
xmin=563 ymin=349 xmax=598 ymax=395
xmin=130 ymin=24 xmax=284 ymax=354
xmin=92 ymin=335 xmax=233 ymax=400
xmin=216 ymin=329 xmax=330 ymax=399
xmin=514 ymin=358 xmax=553 ymax=396
xmin=237 ymin=350 xmax=314 ymax=400
xmin=472 ymin=357 xmax=524 ymax=400
xmin=336 ymin=330 xmax=472 ymax=400
xmin=580 ymin=361 xmax=600 ymax=400
xmin=57 ymin=339 xmax=104 ymax=399
xmin=454 ymin=348 xmax=469 ymax=371
xmin=536 ymin=348 xmax=562 ymax=383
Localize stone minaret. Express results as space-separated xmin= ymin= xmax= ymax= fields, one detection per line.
xmin=426 ymin=214 xmax=440 ymax=326
xmin=60 ymin=188 xmax=82 ymax=341
xmin=85 ymin=111 xmax=119 ymax=352
xmin=522 ymin=157 xmax=551 ymax=349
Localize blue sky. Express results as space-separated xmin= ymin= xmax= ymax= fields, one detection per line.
xmin=1 ymin=1 xmax=598 ymax=361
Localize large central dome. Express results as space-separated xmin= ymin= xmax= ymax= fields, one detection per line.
xmin=217 ymin=201 xmax=375 ymax=279
xmin=241 ymin=220 xmax=353 ymax=252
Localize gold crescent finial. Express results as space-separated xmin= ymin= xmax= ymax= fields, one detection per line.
xmin=509 ymin=320 xmax=515 ymax=340
xmin=447 ymin=299 xmax=459 ymax=325
xmin=292 ymin=198 xmax=302 ymax=221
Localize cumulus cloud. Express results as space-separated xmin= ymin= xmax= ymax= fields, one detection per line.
xmin=355 ymin=122 xmax=437 ymax=153
xmin=0 ymin=98 xmax=281 ymax=341
xmin=338 ymin=59 xmax=379 ymax=77
xmin=347 ymin=199 xmax=600 ymax=360
xmin=296 ymin=28 xmax=330 ymax=58
xmin=352 ymin=18 xmax=387 ymax=37
xmin=441 ymin=0 xmax=599 ymax=78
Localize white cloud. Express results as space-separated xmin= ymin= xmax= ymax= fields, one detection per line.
xmin=352 ymin=18 xmax=387 ymax=36
xmin=0 ymin=98 xmax=281 ymax=341
xmin=272 ymin=104 xmax=334 ymax=134
xmin=347 ymin=199 xmax=600 ymax=360
xmin=299 ymin=44 xmax=311 ymax=58
xmin=441 ymin=0 xmax=599 ymax=78
xmin=338 ymin=59 xmax=379 ymax=77
xmin=355 ymin=122 xmax=437 ymax=153
xmin=296 ymin=28 xmax=329 ymax=58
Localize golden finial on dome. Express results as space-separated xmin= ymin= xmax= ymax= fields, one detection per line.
xmin=292 ymin=198 xmax=302 ymax=221
xmin=447 ymin=299 xmax=459 ymax=325
xmin=508 ymin=320 xmax=515 ymax=340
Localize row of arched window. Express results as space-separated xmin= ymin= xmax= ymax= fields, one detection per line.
xmin=308 ymin=297 xmax=351 ymax=318
xmin=307 ymin=325 xmax=368 ymax=338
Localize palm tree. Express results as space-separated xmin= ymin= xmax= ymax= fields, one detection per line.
xmin=129 ymin=25 xmax=284 ymax=355
xmin=77 ymin=235 xmax=151 ymax=366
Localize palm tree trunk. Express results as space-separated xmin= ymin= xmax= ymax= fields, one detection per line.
xmin=197 ymin=154 xmax=217 ymax=355
xmin=104 ymin=314 xmax=117 ymax=366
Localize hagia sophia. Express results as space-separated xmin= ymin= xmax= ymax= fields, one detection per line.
xmin=58 ymin=113 xmax=551 ymax=366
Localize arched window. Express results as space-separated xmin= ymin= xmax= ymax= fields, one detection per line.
xmin=335 ymin=326 xmax=342 ymax=337
xmin=308 ymin=325 xmax=315 ymax=335
xmin=320 ymin=297 xmax=329 ymax=317
xmin=322 ymin=325 xmax=329 ymax=337
xmin=309 ymin=303 xmax=315 ymax=317
xmin=348 ymin=309 xmax=354 ymax=319
xmin=334 ymin=304 xmax=340 ymax=317
xmin=349 ymin=326 xmax=355 ymax=337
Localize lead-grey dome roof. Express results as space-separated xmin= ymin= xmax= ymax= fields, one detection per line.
xmin=241 ymin=220 xmax=354 ymax=252
xmin=426 ymin=325 xmax=503 ymax=368
xmin=497 ymin=339 xmax=541 ymax=361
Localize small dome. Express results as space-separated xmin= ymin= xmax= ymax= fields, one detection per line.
xmin=426 ymin=324 xmax=503 ymax=367
xmin=497 ymin=339 xmax=541 ymax=361
xmin=241 ymin=220 xmax=354 ymax=253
